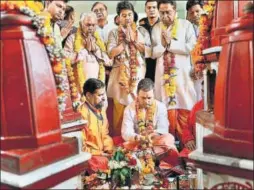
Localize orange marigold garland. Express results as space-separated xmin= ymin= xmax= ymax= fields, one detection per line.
xmin=136 ymin=99 xmax=156 ymax=148
xmin=70 ymin=28 xmax=106 ymax=106
xmin=161 ymin=16 xmax=179 ymax=106
xmin=65 ymin=58 xmax=80 ymax=109
xmin=1 ymin=1 xmax=68 ymax=118
xmin=135 ymin=99 xmax=156 ymax=178
xmin=73 ymin=27 xmax=106 ymax=93
xmin=191 ymin=0 xmax=216 ymax=79
xmin=118 ymin=23 xmax=139 ymax=95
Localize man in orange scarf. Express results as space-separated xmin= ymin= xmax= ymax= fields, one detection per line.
xmin=78 ymin=78 xmax=113 ymax=173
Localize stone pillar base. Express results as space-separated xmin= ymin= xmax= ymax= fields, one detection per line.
xmin=0 ymin=152 xmax=91 ymax=189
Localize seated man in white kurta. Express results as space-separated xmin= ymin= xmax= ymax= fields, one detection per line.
xmin=149 ymin=0 xmax=198 ymax=146
xmin=121 ymin=78 xmax=180 ymax=167
xmin=64 ymin=12 xmax=111 ymax=93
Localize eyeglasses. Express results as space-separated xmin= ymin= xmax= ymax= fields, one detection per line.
xmin=93 ymin=8 xmax=105 ymax=13
xmin=84 ymin=23 xmax=96 ymax=27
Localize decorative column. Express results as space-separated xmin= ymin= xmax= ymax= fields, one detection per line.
xmin=189 ymin=3 xmax=253 ymax=189
xmin=203 ymin=3 xmax=253 ymax=160
xmin=211 ymin=0 xmax=252 ymax=46
xmin=0 ymin=10 xmax=91 ymax=189
xmin=0 ymin=12 xmax=62 ymax=150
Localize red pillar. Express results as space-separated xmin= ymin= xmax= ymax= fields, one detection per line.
xmin=0 ymin=12 xmax=61 ymax=150
xmin=211 ymin=0 xmax=252 ymax=46
xmin=203 ymin=4 xmax=254 ymax=159
xmin=1 ymin=11 xmax=78 ymax=175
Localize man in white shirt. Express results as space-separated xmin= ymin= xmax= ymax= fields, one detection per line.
xmin=122 ymin=78 xmax=180 ymax=167
xmin=91 ymin=2 xmax=113 ymax=87
xmin=91 ymin=2 xmax=111 ymax=45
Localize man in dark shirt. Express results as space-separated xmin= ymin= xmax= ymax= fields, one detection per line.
xmin=139 ymin=0 xmax=160 ymax=82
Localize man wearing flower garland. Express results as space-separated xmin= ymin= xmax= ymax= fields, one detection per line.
xmin=186 ymin=0 xmax=204 ymax=38
xmin=121 ymin=78 xmax=180 ymax=168
xmin=107 ymin=1 xmax=146 ymax=136
xmin=64 ymin=12 xmax=111 ymax=94
xmin=150 ymin=0 xmax=197 ymax=147
xmin=78 ymin=78 xmax=113 ymax=173
xmin=44 ymin=0 xmax=69 ymax=48
xmin=187 ymin=0 xmax=204 ymax=102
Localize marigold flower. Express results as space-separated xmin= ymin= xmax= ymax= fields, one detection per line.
xmin=53 ymin=63 xmax=63 ymax=74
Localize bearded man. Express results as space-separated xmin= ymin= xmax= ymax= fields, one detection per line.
xmin=79 ymin=78 xmax=113 ymax=173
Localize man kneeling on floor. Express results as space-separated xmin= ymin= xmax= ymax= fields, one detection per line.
xmin=79 ymin=78 xmax=113 ymax=173
xmin=121 ymin=78 xmax=180 ymax=168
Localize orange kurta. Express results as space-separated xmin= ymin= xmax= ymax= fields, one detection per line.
xmin=182 ymin=100 xmax=204 ymax=145
xmin=167 ymin=109 xmax=190 ymax=146
xmin=79 ymin=102 xmax=113 ymax=172
xmin=79 ymin=101 xmax=113 ymax=154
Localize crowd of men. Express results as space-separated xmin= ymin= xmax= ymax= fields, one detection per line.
xmin=44 ymin=0 xmax=205 ymax=172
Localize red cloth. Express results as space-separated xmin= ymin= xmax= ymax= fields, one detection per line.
xmin=167 ymin=109 xmax=190 ymax=142
xmin=181 ymin=100 xmax=204 ymax=145
xmin=112 ymin=136 xmax=124 ymax=147
xmin=88 ymin=156 xmax=109 ymax=173
xmin=123 ymin=134 xmax=180 ymax=167
xmin=160 ymin=149 xmax=180 ymax=167
xmin=179 ymin=147 xmax=191 ymax=158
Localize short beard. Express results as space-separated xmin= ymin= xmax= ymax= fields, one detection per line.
xmin=95 ymin=102 xmax=104 ymax=109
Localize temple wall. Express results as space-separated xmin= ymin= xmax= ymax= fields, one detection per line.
xmin=69 ymin=1 xmax=188 ymax=27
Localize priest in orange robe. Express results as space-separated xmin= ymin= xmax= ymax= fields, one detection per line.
xmin=78 ymin=78 xmax=113 ymax=173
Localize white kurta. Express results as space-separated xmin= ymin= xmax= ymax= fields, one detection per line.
xmin=107 ymin=28 xmax=146 ymax=106
xmin=151 ymin=19 xmax=198 ymax=110
xmin=121 ymin=100 xmax=169 ymax=142
xmin=95 ymin=23 xmax=114 ymax=46
xmin=138 ymin=26 xmax=152 ymax=59
xmin=53 ymin=23 xmax=63 ymax=49
xmin=191 ymin=23 xmax=203 ymax=102
xmin=64 ymin=34 xmax=112 ymax=81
